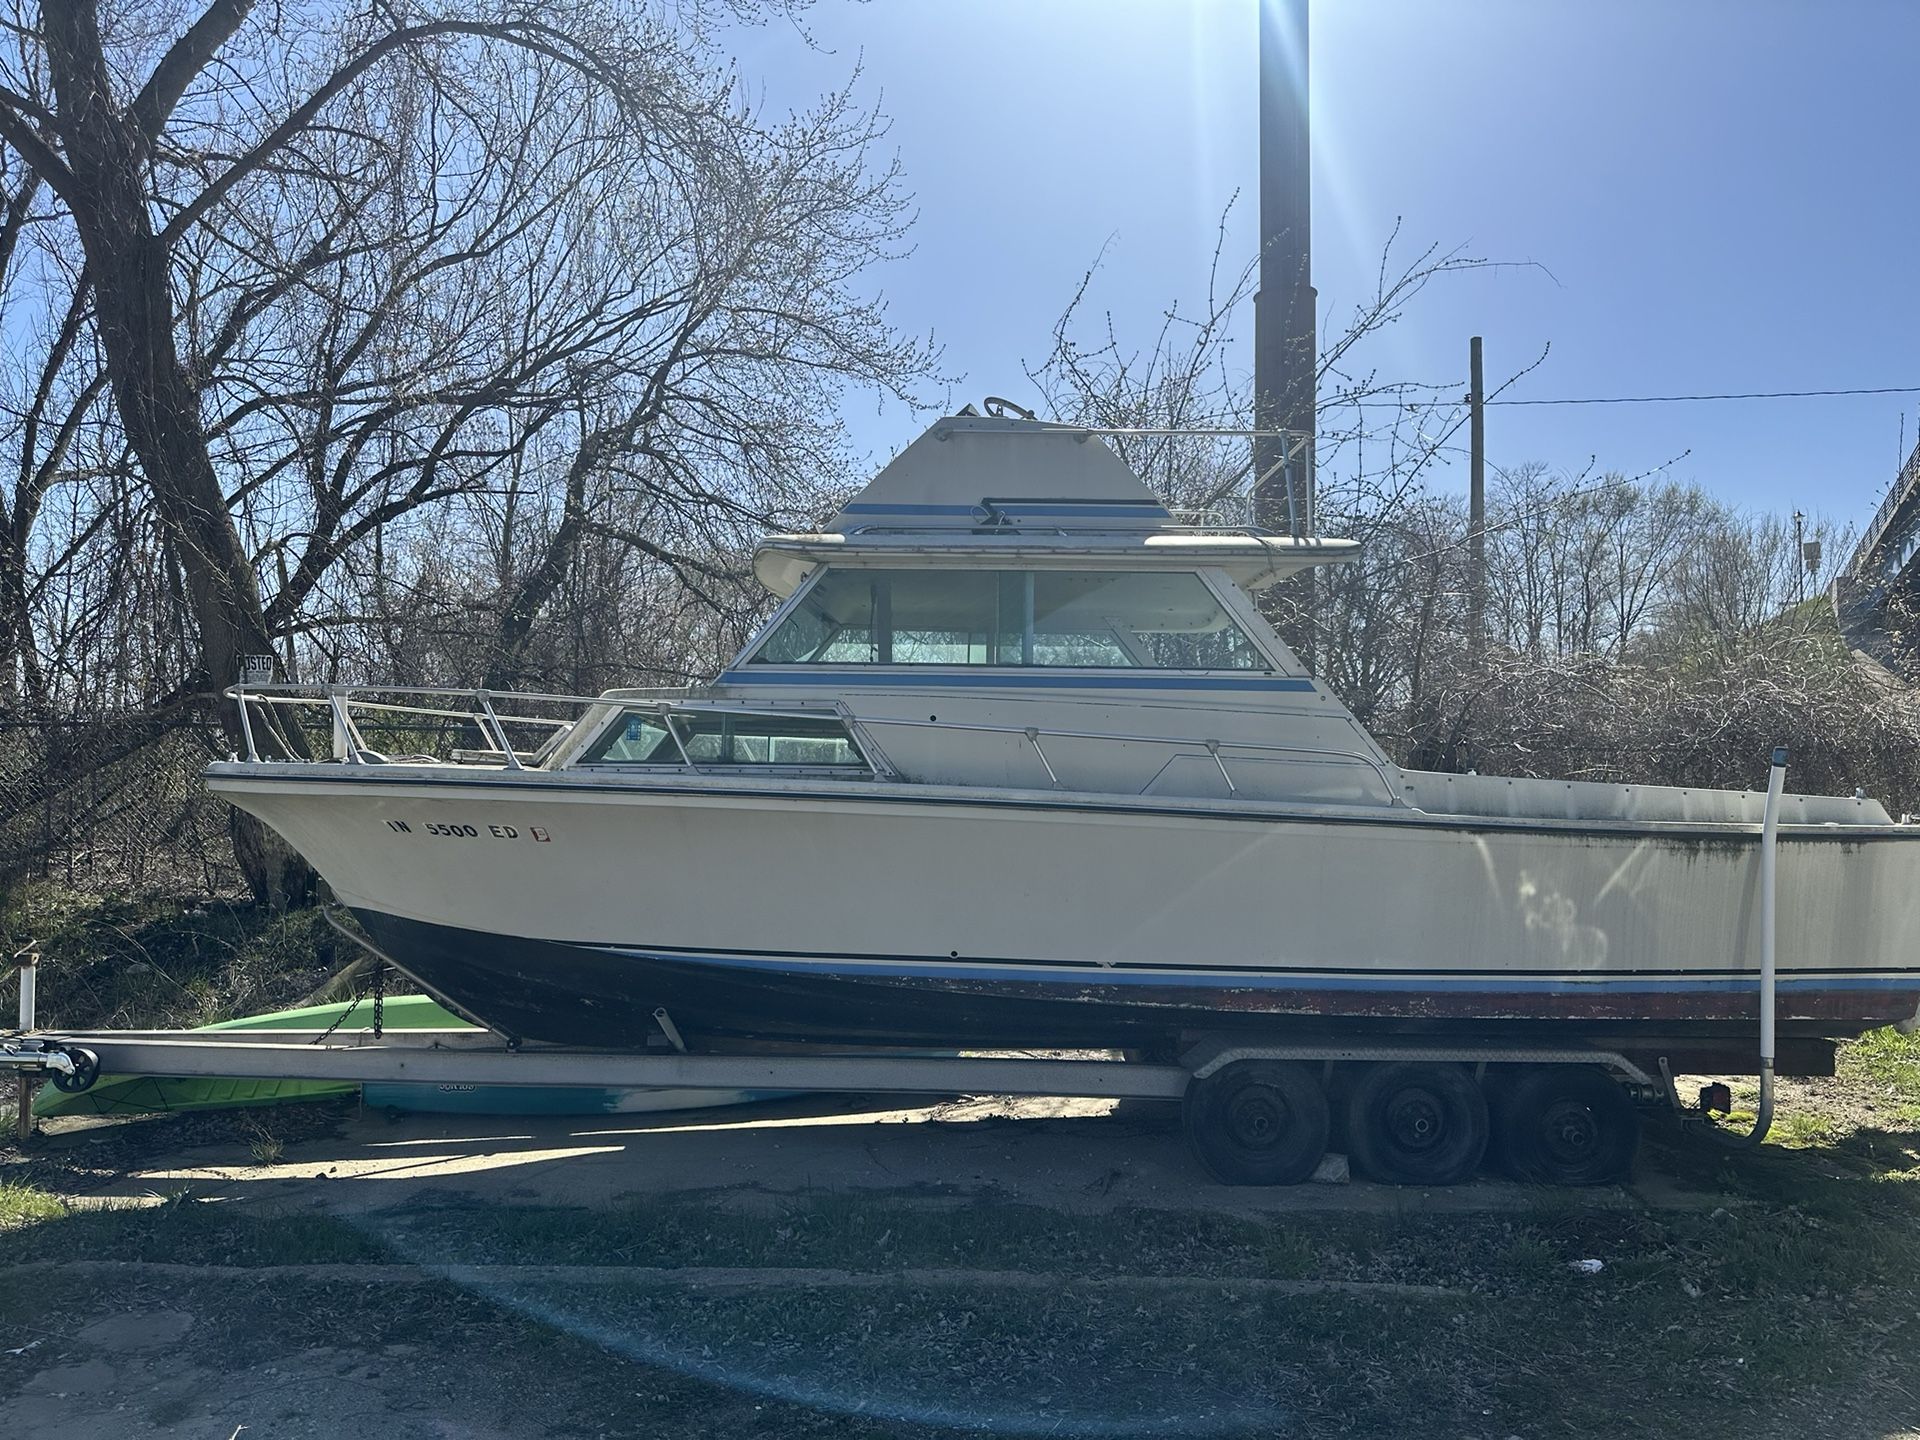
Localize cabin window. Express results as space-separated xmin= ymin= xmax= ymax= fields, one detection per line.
xmin=582 ymin=710 xmax=867 ymax=767
xmin=750 ymin=568 xmax=1267 ymax=670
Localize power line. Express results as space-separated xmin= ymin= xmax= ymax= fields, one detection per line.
xmin=1489 ymin=384 xmax=1920 ymax=407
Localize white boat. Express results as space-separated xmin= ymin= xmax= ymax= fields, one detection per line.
xmin=208 ymin=414 xmax=1920 ymax=1088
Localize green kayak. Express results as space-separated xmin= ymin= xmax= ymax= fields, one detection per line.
xmin=34 ymin=994 xmax=795 ymax=1118
xmin=33 ymin=994 xmax=473 ymax=1118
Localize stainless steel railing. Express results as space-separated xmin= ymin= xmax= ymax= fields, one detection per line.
xmin=229 ymin=683 xmax=608 ymax=770
xmin=227 ymin=684 xmax=887 ymax=775
xmin=226 ymin=682 xmax=1399 ymax=805
xmin=849 ymin=713 xmax=1400 ymax=805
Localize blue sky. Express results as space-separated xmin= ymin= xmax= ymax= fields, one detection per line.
xmin=736 ymin=0 xmax=1920 ymax=537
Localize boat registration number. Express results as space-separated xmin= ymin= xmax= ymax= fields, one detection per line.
xmin=384 ymin=819 xmax=552 ymax=842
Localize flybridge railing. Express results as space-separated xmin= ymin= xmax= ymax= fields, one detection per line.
xmin=926 ymin=419 xmax=1316 ymax=539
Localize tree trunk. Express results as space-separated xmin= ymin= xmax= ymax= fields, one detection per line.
xmin=42 ymin=0 xmax=310 ymax=906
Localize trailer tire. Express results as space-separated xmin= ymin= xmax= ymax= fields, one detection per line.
xmin=1493 ymin=1066 xmax=1638 ymax=1186
xmin=1183 ymin=1060 xmax=1329 ymax=1185
xmin=49 ymin=1045 xmax=99 ymax=1094
xmin=1346 ymin=1062 xmax=1488 ymax=1186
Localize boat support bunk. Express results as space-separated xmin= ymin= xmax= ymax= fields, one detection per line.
xmin=0 ymin=752 xmax=1802 ymax=1187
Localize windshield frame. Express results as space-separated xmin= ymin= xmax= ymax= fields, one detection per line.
xmin=731 ymin=563 xmax=1297 ymax=675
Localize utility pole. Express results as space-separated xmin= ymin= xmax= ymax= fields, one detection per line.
xmin=1468 ymin=336 xmax=1486 ymax=657
xmin=1252 ymin=0 xmax=1317 ymax=651
xmin=1793 ymin=510 xmax=1806 ymax=606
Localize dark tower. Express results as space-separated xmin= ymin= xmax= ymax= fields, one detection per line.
xmin=1252 ymin=0 xmax=1316 ymax=548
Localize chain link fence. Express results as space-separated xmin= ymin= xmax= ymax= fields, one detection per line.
xmin=0 ymin=723 xmax=243 ymax=898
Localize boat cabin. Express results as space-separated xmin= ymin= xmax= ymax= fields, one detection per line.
xmin=554 ymin=414 xmax=1894 ymax=828
xmin=561 ymin=415 xmax=1395 ymax=805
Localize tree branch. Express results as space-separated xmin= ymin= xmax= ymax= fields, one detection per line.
xmin=0 ymin=92 xmax=78 ymax=206
xmin=131 ymin=0 xmax=257 ymax=141
xmin=159 ymin=16 xmax=608 ymax=247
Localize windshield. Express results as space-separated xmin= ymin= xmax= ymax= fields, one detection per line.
xmin=749 ymin=568 xmax=1269 ymax=669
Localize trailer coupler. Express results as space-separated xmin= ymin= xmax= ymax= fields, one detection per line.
xmin=2 ymin=1036 xmax=100 ymax=1094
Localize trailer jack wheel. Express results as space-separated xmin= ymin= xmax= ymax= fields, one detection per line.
xmin=48 ymin=1045 xmax=100 ymax=1094
xmin=1492 ymin=1066 xmax=1639 ymax=1186
xmin=1182 ymin=1060 xmax=1329 ymax=1185
xmin=1346 ymin=1062 xmax=1489 ymax=1186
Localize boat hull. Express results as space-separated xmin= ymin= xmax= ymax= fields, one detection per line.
xmin=351 ymin=907 xmax=1900 ymax=1068
xmin=208 ymin=766 xmax=1920 ymax=1059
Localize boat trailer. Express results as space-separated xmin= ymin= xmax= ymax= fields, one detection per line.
xmin=4 ymin=1007 xmax=1676 ymax=1187
xmin=3 ymin=932 xmax=1736 ymax=1188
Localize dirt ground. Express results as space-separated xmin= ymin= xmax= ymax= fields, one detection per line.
xmin=42 ymin=1091 xmax=1718 ymax=1215
xmin=5 ymin=1092 xmax=1920 ymax=1439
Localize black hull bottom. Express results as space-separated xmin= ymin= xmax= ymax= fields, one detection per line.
xmin=350 ymin=910 xmax=1909 ymax=1076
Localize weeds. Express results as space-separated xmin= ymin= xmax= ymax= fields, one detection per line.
xmin=0 ymin=1177 xmax=62 ymax=1231
xmin=0 ymin=882 xmax=343 ymax=1032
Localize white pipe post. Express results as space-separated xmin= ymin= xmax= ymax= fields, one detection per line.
xmin=14 ymin=950 xmax=36 ymax=1142
xmin=15 ymin=949 xmax=35 ymax=1031
xmin=1760 ymin=747 xmax=1787 ymax=1072
xmin=328 ymin=689 xmax=351 ymax=761
xmin=1749 ymin=744 xmax=1788 ymax=1144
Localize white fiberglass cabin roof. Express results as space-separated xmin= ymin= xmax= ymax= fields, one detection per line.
xmin=753 ymin=415 xmax=1359 ymax=598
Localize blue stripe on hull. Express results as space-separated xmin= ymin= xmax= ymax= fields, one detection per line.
xmin=838 ymin=502 xmax=1171 ymax=518
xmin=606 ymin=947 xmax=1920 ymax=997
xmin=719 ymin=669 xmax=1318 ymax=692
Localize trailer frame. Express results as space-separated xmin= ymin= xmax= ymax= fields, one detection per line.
xmin=5 ymin=953 xmax=1671 ymax=1187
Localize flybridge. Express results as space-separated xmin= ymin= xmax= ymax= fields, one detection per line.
xmin=818 ymin=414 xmax=1179 ymax=533
xmin=816 ymin=412 xmax=1318 ymax=537
xmin=751 ymin=412 xmax=1356 ymax=597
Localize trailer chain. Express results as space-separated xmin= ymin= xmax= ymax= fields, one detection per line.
xmin=304 ymin=961 xmax=391 ymax=1047
xmin=306 ymin=989 xmax=365 ymax=1046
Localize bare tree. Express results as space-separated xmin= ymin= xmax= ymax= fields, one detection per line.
xmin=1023 ymin=214 xmax=1915 ymax=803
xmin=0 ymin=0 xmax=936 ymax=900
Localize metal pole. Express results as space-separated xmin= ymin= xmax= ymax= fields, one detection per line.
xmin=14 ymin=950 xmax=37 ymax=1144
xmin=1469 ymin=336 xmax=1487 ymax=658
xmin=328 ymin=688 xmax=351 ymax=760
xmin=1792 ymin=510 xmax=1806 ymax=607
xmin=1710 ymin=747 xmax=1785 ymax=1149
xmin=474 ymin=691 xmax=523 ymax=771
xmin=1759 ymin=747 xmax=1786 ymax=1086
xmin=16 ymin=949 xmax=36 ymax=1031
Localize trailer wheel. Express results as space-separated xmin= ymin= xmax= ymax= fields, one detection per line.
xmin=48 ymin=1045 xmax=99 ymax=1094
xmin=1493 ymin=1066 xmax=1638 ymax=1186
xmin=1346 ymin=1062 xmax=1488 ymax=1186
xmin=1182 ymin=1060 xmax=1329 ymax=1185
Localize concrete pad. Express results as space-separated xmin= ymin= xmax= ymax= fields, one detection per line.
xmin=53 ymin=1091 xmax=1717 ymax=1215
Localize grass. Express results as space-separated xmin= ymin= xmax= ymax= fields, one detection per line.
xmin=1840 ymin=1025 xmax=1920 ymax=1107
xmin=0 ymin=1190 xmax=382 ymax=1266
xmin=0 ymin=880 xmax=348 ymax=1031
xmin=0 ymin=1177 xmax=62 ymax=1231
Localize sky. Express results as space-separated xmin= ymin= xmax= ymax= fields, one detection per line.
xmin=733 ymin=0 xmax=1920 ymax=540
